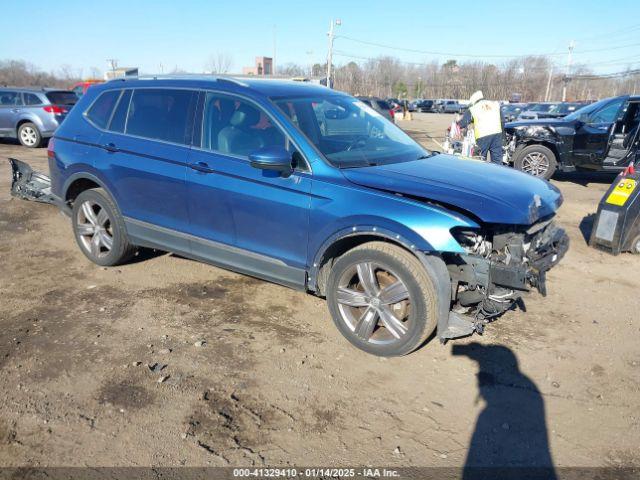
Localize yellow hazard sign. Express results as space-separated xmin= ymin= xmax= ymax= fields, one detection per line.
xmin=606 ymin=178 xmax=637 ymax=206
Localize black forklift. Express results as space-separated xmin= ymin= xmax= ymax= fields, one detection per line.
xmin=590 ymin=158 xmax=640 ymax=255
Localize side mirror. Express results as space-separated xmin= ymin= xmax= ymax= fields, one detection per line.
xmin=249 ymin=146 xmax=293 ymax=175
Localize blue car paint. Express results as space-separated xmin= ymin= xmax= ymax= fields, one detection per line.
xmin=51 ymin=77 xmax=562 ymax=292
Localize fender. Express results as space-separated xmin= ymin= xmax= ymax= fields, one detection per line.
xmin=62 ymin=166 xmax=119 ymax=203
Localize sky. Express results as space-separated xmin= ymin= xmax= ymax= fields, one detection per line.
xmin=3 ymin=0 xmax=640 ymax=77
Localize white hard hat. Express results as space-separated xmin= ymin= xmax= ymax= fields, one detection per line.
xmin=470 ymin=90 xmax=484 ymax=105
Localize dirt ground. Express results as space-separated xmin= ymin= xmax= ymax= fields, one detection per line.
xmin=1 ymin=113 xmax=639 ymax=471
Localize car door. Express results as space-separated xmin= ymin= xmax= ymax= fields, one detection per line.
xmin=0 ymin=90 xmax=21 ymax=136
xmin=186 ymin=91 xmax=311 ymax=288
xmin=89 ymin=87 xmax=197 ymax=253
xmin=573 ymin=97 xmax=627 ymax=168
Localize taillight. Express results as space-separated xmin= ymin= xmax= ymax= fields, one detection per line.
xmin=47 ymin=137 xmax=56 ymax=160
xmin=389 ymin=109 xmax=395 ymax=118
xmin=43 ymin=105 xmax=67 ymax=115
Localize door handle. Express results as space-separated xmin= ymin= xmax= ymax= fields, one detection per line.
xmin=103 ymin=142 xmax=118 ymax=153
xmin=190 ymin=161 xmax=214 ymax=173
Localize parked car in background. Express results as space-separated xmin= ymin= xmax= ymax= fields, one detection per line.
xmin=356 ymin=96 xmax=395 ymax=122
xmin=505 ymin=95 xmax=640 ymax=179
xmin=501 ymin=103 xmax=529 ymax=122
xmin=443 ymin=101 xmax=466 ymax=114
xmin=43 ymin=76 xmax=568 ymax=356
xmin=0 ymin=88 xmax=77 ymax=147
xmin=71 ymin=80 xmax=104 ymax=98
xmin=414 ymin=99 xmax=434 ymax=112
xmin=517 ymin=102 xmax=559 ymax=120
xmin=534 ymin=102 xmax=586 ymax=119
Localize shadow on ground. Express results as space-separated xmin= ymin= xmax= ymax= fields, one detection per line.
xmin=452 ymin=343 xmax=556 ymax=480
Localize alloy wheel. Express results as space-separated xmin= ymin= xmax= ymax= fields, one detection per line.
xmin=335 ymin=262 xmax=411 ymax=345
xmin=76 ymin=200 xmax=114 ymax=258
xmin=521 ymin=152 xmax=550 ymax=177
xmin=20 ymin=126 xmax=38 ymax=146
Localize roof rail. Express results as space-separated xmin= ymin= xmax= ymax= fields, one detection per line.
xmin=107 ymin=73 xmax=251 ymax=87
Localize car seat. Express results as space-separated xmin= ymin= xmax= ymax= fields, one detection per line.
xmin=217 ymin=104 xmax=264 ymax=156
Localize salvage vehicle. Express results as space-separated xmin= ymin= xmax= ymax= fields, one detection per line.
xmin=501 ymin=103 xmax=529 ymax=123
xmin=0 ymin=88 xmax=77 ymax=147
xmin=23 ymin=76 xmax=568 ymax=356
xmin=504 ymin=95 xmax=640 ymax=179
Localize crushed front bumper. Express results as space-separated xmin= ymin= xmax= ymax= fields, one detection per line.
xmin=7 ymin=158 xmax=56 ymax=205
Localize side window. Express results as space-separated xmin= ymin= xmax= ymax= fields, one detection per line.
xmin=589 ymin=99 xmax=625 ymax=124
xmin=108 ymin=90 xmax=132 ymax=133
xmin=86 ymin=90 xmax=121 ymax=129
xmin=24 ymin=93 xmax=42 ymax=106
xmin=201 ymin=92 xmax=285 ymax=157
xmin=126 ymin=89 xmax=195 ymax=144
xmin=0 ymin=91 xmax=19 ymax=106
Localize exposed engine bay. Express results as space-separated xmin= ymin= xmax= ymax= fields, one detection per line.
xmin=444 ymin=219 xmax=569 ymax=332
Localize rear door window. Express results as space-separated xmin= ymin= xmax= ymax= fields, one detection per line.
xmin=126 ymin=89 xmax=196 ymax=145
xmin=0 ymin=91 xmax=20 ymax=106
xmin=86 ymin=90 xmax=121 ymax=129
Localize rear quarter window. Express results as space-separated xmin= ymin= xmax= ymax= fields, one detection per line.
xmin=24 ymin=93 xmax=43 ymax=105
xmin=86 ymin=90 xmax=122 ymax=129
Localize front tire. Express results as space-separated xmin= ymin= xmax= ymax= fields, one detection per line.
xmin=326 ymin=242 xmax=439 ymax=356
xmin=18 ymin=122 xmax=42 ymax=148
xmin=513 ymin=144 xmax=557 ymax=180
xmin=72 ymin=188 xmax=136 ymax=266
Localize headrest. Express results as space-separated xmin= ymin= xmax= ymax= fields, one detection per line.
xmin=230 ymin=105 xmax=260 ymax=127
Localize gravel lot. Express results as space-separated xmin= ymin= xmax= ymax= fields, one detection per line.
xmin=1 ymin=113 xmax=639 ymax=470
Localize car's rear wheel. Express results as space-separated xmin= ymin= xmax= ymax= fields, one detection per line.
xmin=326 ymin=242 xmax=438 ymax=356
xmin=631 ymin=235 xmax=640 ymax=255
xmin=72 ymin=188 xmax=136 ymax=266
xmin=513 ymin=144 xmax=557 ymax=180
xmin=18 ymin=122 xmax=42 ymax=148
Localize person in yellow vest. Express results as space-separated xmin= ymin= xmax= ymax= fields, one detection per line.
xmin=458 ymin=90 xmax=503 ymax=164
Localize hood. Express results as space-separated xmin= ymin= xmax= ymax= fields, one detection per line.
xmin=341 ymin=155 xmax=563 ymax=225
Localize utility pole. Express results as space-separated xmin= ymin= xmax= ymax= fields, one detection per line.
xmin=106 ymin=58 xmax=118 ymax=79
xmin=544 ymin=64 xmax=553 ymax=102
xmin=326 ymin=19 xmax=341 ymax=88
xmin=561 ymin=41 xmax=574 ymax=102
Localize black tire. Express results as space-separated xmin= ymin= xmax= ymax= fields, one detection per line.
xmin=326 ymin=241 xmax=439 ymax=356
xmin=72 ymin=188 xmax=136 ymax=266
xmin=17 ymin=122 xmax=42 ymax=148
xmin=513 ymin=144 xmax=557 ymax=180
xmin=631 ymin=235 xmax=640 ymax=255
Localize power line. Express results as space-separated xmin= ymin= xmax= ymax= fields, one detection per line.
xmin=336 ymin=34 xmax=640 ymax=59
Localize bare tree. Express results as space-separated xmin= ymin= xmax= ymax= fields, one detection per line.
xmin=205 ymin=53 xmax=233 ymax=74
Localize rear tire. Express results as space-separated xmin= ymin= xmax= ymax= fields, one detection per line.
xmin=631 ymin=235 xmax=640 ymax=255
xmin=513 ymin=144 xmax=557 ymax=180
xmin=18 ymin=122 xmax=42 ymax=148
xmin=72 ymin=188 xmax=136 ymax=266
xmin=326 ymin=242 xmax=439 ymax=356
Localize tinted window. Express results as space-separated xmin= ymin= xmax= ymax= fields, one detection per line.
xmin=0 ymin=91 xmax=20 ymax=106
xmin=109 ymin=89 xmax=132 ymax=133
xmin=589 ymin=98 xmax=625 ymax=124
xmin=86 ymin=90 xmax=121 ymax=129
xmin=126 ymin=89 xmax=195 ymax=144
xmin=24 ymin=93 xmax=42 ymax=105
xmin=376 ymin=100 xmax=391 ymax=110
xmin=201 ymin=92 xmax=285 ymax=156
xmin=46 ymin=91 xmax=77 ymax=106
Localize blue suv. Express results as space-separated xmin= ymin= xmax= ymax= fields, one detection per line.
xmin=48 ymin=76 xmax=568 ymax=356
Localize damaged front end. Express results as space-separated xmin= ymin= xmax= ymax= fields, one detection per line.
xmin=441 ymin=219 xmax=569 ymax=339
xmin=7 ymin=158 xmax=55 ymax=204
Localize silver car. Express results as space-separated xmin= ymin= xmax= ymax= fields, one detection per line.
xmin=0 ymin=88 xmax=77 ymax=147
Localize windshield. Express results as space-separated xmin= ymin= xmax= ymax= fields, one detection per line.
xmin=563 ymin=98 xmax=611 ymax=121
xmin=273 ymin=95 xmax=429 ymax=168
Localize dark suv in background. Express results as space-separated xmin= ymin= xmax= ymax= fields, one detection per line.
xmin=505 ymin=95 xmax=640 ymax=179
xmin=0 ymin=88 xmax=77 ymax=147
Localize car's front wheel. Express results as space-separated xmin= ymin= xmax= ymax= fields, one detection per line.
xmin=72 ymin=188 xmax=136 ymax=266
xmin=326 ymin=242 xmax=439 ymax=356
xmin=18 ymin=122 xmax=42 ymax=148
xmin=513 ymin=144 xmax=557 ymax=180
